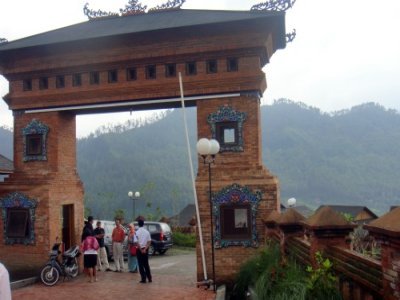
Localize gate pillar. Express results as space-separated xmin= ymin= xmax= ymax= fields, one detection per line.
xmin=0 ymin=111 xmax=83 ymax=275
xmin=196 ymin=95 xmax=280 ymax=284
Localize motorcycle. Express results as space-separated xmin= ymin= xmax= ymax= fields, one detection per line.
xmin=40 ymin=238 xmax=81 ymax=286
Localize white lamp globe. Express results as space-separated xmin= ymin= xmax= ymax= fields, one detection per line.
xmin=287 ymin=197 xmax=296 ymax=207
xmin=128 ymin=191 xmax=133 ymax=197
xmin=209 ymin=139 xmax=220 ymax=155
xmin=134 ymin=191 xmax=140 ymax=198
xmin=197 ymin=138 xmax=211 ymax=155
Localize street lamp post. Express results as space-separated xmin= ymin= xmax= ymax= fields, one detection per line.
xmin=197 ymin=138 xmax=220 ymax=292
xmin=128 ymin=191 xmax=140 ymax=222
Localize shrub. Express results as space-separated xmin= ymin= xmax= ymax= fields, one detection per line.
xmin=231 ymin=244 xmax=342 ymax=300
xmin=232 ymin=243 xmax=307 ymax=300
xmin=172 ymin=232 xmax=196 ymax=248
xmin=305 ymin=252 xmax=342 ymax=300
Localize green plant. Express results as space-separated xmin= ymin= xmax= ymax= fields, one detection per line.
xmin=232 ymin=244 xmax=280 ymax=299
xmin=232 ymin=243 xmax=308 ymax=300
xmin=231 ymin=244 xmax=344 ymax=300
xmin=350 ymin=225 xmax=381 ymax=259
xmin=114 ymin=209 xmax=125 ymax=221
xmin=305 ymin=252 xmax=342 ymax=300
xmin=340 ymin=212 xmax=354 ymax=222
xmin=172 ymin=232 xmax=196 ymax=248
xmin=254 ymin=260 xmax=307 ymax=300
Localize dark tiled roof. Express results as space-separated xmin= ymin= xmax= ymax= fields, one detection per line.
xmin=365 ymin=207 xmax=400 ymax=237
xmin=277 ymin=208 xmax=306 ymax=225
xmin=159 ymin=216 xmax=170 ymax=223
xmin=0 ymin=154 xmax=13 ymax=174
xmin=0 ymin=9 xmax=285 ymax=52
xmin=263 ymin=210 xmax=280 ymax=224
xmin=281 ymin=204 xmax=314 ymax=218
xmin=306 ymin=206 xmax=353 ymax=229
xmin=294 ymin=205 xmax=314 ymax=218
xmin=169 ymin=204 xmax=196 ymax=227
xmin=318 ymin=205 xmax=378 ymax=220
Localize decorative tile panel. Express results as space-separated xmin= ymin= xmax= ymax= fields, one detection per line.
xmin=213 ymin=183 xmax=261 ymax=248
xmin=0 ymin=192 xmax=38 ymax=245
xmin=207 ymin=106 xmax=246 ymax=152
xmin=22 ymin=119 xmax=49 ymax=162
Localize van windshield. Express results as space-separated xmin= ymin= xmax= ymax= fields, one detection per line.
xmin=161 ymin=223 xmax=171 ymax=232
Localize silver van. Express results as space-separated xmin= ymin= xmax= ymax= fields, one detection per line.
xmin=94 ymin=220 xmax=129 ymax=260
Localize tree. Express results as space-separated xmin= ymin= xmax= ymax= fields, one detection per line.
xmin=114 ymin=209 xmax=125 ymax=221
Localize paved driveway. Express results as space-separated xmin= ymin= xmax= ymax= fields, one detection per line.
xmin=12 ymin=249 xmax=215 ymax=300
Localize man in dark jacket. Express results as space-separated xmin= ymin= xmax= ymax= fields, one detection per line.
xmin=81 ymin=216 xmax=94 ymax=241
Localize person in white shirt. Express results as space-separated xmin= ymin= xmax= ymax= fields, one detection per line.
xmin=136 ymin=219 xmax=152 ymax=283
xmin=0 ymin=262 xmax=12 ymax=300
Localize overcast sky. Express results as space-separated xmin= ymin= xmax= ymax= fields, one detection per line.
xmin=1 ymin=0 xmax=399 ymax=137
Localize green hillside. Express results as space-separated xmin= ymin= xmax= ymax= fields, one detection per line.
xmin=1 ymin=101 xmax=399 ymax=217
xmin=263 ymin=100 xmax=400 ymax=213
xmin=77 ymin=108 xmax=198 ymax=220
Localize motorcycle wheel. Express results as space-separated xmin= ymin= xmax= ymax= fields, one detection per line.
xmin=69 ymin=258 xmax=79 ymax=278
xmin=40 ymin=265 xmax=60 ymax=286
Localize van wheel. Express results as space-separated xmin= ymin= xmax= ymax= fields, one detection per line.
xmin=148 ymin=245 xmax=155 ymax=256
xmin=158 ymin=249 xmax=167 ymax=255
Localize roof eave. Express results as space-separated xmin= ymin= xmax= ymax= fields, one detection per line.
xmin=0 ymin=10 xmax=286 ymax=55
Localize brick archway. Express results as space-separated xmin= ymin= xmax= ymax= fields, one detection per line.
xmin=0 ymin=9 xmax=287 ymax=282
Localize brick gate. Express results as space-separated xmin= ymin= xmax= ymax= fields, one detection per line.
xmin=0 ymin=7 xmax=288 ymax=282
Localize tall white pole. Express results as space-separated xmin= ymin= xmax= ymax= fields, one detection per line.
xmin=178 ymin=72 xmax=208 ymax=281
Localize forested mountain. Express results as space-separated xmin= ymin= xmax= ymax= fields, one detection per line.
xmin=1 ymin=101 xmax=399 ymax=217
xmin=0 ymin=126 xmax=12 ymax=160
xmin=262 ymin=100 xmax=400 ymax=214
xmin=77 ymin=108 xmax=198 ymax=220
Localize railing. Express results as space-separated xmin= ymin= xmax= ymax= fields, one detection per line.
xmin=326 ymin=246 xmax=383 ymax=296
xmin=264 ymin=206 xmax=400 ymax=299
xmin=286 ymin=237 xmax=311 ymax=266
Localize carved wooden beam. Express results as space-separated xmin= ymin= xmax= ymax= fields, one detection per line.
xmin=84 ymin=0 xmax=186 ymax=20
xmin=251 ymin=0 xmax=296 ymax=11
xmin=120 ymin=0 xmax=147 ymax=16
xmin=149 ymin=0 xmax=186 ymax=12
xmin=83 ymin=3 xmax=118 ymax=20
xmin=286 ymin=28 xmax=296 ymax=43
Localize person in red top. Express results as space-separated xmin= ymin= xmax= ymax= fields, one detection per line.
xmin=81 ymin=235 xmax=99 ymax=283
xmin=112 ymin=219 xmax=125 ymax=272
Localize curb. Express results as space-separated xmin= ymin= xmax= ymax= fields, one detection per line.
xmin=11 ymin=276 xmax=38 ymax=290
xmin=216 ymin=284 xmax=226 ymax=300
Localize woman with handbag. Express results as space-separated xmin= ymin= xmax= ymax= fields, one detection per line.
xmin=128 ymin=224 xmax=138 ymax=273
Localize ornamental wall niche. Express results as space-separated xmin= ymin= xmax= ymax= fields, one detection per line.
xmin=213 ymin=183 xmax=261 ymax=248
xmin=208 ymin=106 xmax=247 ymax=152
xmin=22 ymin=119 xmax=49 ymax=162
xmin=0 ymin=192 xmax=37 ymax=245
